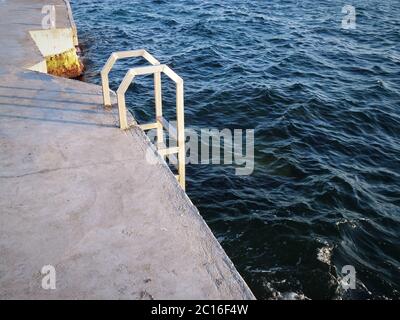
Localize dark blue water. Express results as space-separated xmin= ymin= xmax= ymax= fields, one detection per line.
xmin=71 ymin=0 xmax=400 ymax=299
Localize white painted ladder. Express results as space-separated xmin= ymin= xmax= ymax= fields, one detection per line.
xmin=101 ymin=50 xmax=185 ymax=190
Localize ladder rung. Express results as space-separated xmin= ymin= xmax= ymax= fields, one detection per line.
xmin=158 ymin=147 xmax=179 ymax=157
xmin=138 ymin=122 xmax=160 ymax=131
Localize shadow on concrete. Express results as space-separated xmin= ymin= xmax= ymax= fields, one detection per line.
xmin=0 ymin=94 xmax=101 ymax=107
xmin=0 ymin=85 xmax=101 ymax=96
xmin=0 ymin=114 xmax=117 ymax=128
xmin=11 ymin=23 xmax=41 ymax=27
xmin=0 ymin=101 xmax=106 ymax=115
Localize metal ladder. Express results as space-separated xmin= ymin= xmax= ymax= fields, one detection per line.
xmin=101 ymin=50 xmax=185 ymax=190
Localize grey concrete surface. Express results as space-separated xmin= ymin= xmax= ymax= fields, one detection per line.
xmin=0 ymin=1 xmax=255 ymax=299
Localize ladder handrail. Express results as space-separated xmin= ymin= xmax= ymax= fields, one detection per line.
xmin=101 ymin=49 xmax=160 ymax=107
xmin=101 ymin=50 xmax=185 ymax=190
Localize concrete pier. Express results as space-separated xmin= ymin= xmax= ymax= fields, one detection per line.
xmin=0 ymin=0 xmax=255 ymax=299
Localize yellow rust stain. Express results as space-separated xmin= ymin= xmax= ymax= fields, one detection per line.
xmin=46 ymin=48 xmax=84 ymax=78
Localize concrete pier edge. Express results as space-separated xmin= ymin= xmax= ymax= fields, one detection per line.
xmin=0 ymin=0 xmax=255 ymax=299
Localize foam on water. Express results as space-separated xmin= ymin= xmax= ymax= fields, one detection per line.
xmin=317 ymin=246 xmax=333 ymax=265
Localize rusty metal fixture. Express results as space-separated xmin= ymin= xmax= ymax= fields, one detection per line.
xmin=46 ymin=47 xmax=84 ymax=78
